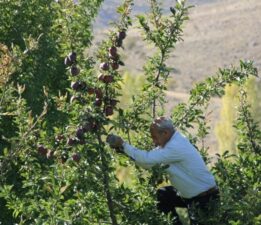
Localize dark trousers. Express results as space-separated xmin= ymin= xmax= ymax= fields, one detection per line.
xmin=157 ymin=186 xmax=220 ymax=225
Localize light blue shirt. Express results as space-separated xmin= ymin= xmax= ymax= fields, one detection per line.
xmin=123 ymin=131 xmax=217 ymax=198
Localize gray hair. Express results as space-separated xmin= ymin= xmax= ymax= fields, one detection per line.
xmin=151 ymin=117 xmax=175 ymax=133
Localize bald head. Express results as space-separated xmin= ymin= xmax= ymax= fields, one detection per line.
xmin=150 ymin=117 xmax=175 ymax=147
xmin=150 ymin=116 xmax=175 ymax=133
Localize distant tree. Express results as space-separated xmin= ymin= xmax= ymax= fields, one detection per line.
xmin=215 ymin=76 xmax=261 ymax=154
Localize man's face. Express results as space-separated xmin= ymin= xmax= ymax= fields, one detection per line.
xmin=150 ymin=127 xmax=170 ymax=148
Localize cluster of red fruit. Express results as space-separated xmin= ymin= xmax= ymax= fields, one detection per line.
xmin=64 ymin=52 xmax=80 ymax=76
xmin=37 ymin=133 xmax=83 ymax=164
xmin=97 ymin=30 xmax=126 ymax=116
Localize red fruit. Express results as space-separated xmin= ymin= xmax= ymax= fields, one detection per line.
xmin=109 ymin=46 xmax=117 ymax=57
xmin=103 ymin=75 xmax=114 ymax=84
xmin=118 ymin=30 xmax=126 ymax=40
xmin=98 ymin=74 xmax=105 ymax=81
xmin=87 ymin=87 xmax=95 ymax=95
xmin=71 ymin=81 xmax=86 ymax=91
xmin=111 ymin=62 xmax=119 ymax=70
xmin=70 ymin=65 xmax=80 ymax=76
xmin=100 ymin=62 xmax=110 ymax=71
xmin=104 ymin=105 xmax=114 ymax=116
xmin=72 ymin=153 xmax=81 ymax=163
xmin=94 ymin=98 xmax=102 ymax=107
xmin=68 ymin=52 xmax=77 ymax=63
xmin=64 ymin=56 xmax=73 ymax=66
xmin=76 ymin=127 xmax=85 ymax=139
xmin=55 ymin=134 xmax=64 ymax=143
xmin=71 ymin=81 xmax=81 ymax=91
xmin=67 ymin=137 xmax=77 ymax=146
xmin=95 ymin=88 xmax=103 ymax=98
xmin=38 ymin=145 xmax=48 ymax=156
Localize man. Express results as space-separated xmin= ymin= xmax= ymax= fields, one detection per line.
xmin=107 ymin=116 xmax=219 ymax=225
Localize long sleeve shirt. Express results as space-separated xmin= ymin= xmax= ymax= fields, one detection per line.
xmin=122 ymin=131 xmax=216 ymax=198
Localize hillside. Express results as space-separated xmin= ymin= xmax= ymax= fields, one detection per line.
xmin=92 ymin=0 xmax=261 ymax=156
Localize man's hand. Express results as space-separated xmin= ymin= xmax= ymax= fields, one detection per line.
xmin=106 ymin=134 xmax=124 ymax=153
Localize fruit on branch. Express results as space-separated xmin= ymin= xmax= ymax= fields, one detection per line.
xmin=87 ymin=87 xmax=95 ymax=95
xmin=72 ymin=153 xmax=81 ymax=163
xmin=55 ymin=134 xmax=64 ymax=143
xmin=71 ymin=81 xmax=81 ymax=91
xmin=67 ymin=137 xmax=78 ymax=146
xmin=64 ymin=56 xmax=73 ymax=66
xmin=100 ymin=62 xmax=110 ymax=71
xmin=95 ymin=88 xmax=103 ymax=98
xmin=103 ymin=75 xmax=114 ymax=84
xmin=98 ymin=74 xmax=105 ymax=81
xmin=111 ymin=62 xmax=119 ymax=70
xmin=104 ymin=105 xmax=114 ymax=116
xmin=38 ymin=145 xmax=48 ymax=156
xmin=68 ymin=52 xmax=77 ymax=63
xmin=70 ymin=65 xmax=80 ymax=76
xmin=109 ymin=46 xmax=117 ymax=58
xmin=118 ymin=30 xmax=126 ymax=41
xmin=76 ymin=127 xmax=85 ymax=140
xmin=71 ymin=81 xmax=86 ymax=91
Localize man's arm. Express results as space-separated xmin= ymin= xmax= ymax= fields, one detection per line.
xmin=107 ymin=134 xmax=182 ymax=166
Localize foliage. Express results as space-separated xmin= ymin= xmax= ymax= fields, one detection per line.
xmin=215 ymin=77 xmax=261 ymax=154
xmin=0 ymin=0 xmax=260 ymax=225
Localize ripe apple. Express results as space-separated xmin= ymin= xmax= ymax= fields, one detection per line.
xmin=118 ymin=30 xmax=126 ymax=40
xmin=55 ymin=134 xmax=64 ymax=143
xmin=76 ymin=127 xmax=85 ymax=139
xmin=104 ymin=105 xmax=114 ymax=116
xmin=103 ymin=75 xmax=114 ymax=83
xmin=98 ymin=74 xmax=105 ymax=81
xmin=100 ymin=62 xmax=110 ymax=71
xmin=95 ymin=88 xmax=103 ymax=98
xmin=38 ymin=145 xmax=47 ymax=156
xmin=68 ymin=52 xmax=77 ymax=63
xmin=109 ymin=46 xmax=117 ymax=57
xmin=111 ymin=62 xmax=119 ymax=70
xmin=67 ymin=137 xmax=77 ymax=146
xmin=71 ymin=81 xmax=81 ymax=91
xmin=87 ymin=87 xmax=95 ymax=95
xmin=72 ymin=153 xmax=81 ymax=163
xmin=70 ymin=65 xmax=80 ymax=76
xmin=64 ymin=56 xmax=73 ymax=66
xmin=71 ymin=81 xmax=86 ymax=91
